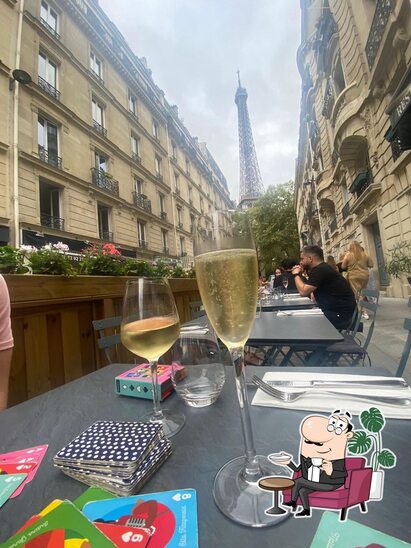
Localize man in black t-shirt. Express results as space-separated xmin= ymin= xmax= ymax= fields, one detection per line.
xmin=291 ymin=245 xmax=356 ymax=330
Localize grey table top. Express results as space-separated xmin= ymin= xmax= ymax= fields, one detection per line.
xmin=248 ymin=312 xmax=344 ymax=346
xmin=260 ymin=296 xmax=314 ymax=312
xmin=0 ymin=365 xmax=410 ymax=547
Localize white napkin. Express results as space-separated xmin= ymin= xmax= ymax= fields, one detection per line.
xmin=251 ymin=371 xmax=411 ymax=419
xmin=277 ymin=309 xmax=323 ymax=316
xmin=283 ymin=295 xmax=311 ymax=301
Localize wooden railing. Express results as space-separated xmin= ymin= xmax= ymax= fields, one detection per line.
xmin=5 ymin=275 xmax=201 ymax=407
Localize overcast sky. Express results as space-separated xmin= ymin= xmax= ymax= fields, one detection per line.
xmin=99 ymin=0 xmax=302 ymax=202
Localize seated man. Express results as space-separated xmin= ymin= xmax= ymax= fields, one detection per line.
xmin=291 ymin=245 xmax=356 ymax=330
xmin=0 ymin=274 xmax=13 ymax=411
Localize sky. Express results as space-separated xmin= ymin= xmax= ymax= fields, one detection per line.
xmin=98 ymin=0 xmax=302 ymax=202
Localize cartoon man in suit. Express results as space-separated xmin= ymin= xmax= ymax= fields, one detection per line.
xmin=277 ymin=410 xmax=354 ymax=517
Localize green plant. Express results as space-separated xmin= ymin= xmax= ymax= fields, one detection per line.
xmin=0 ymin=246 xmax=28 ymax=274
xmin=28 ymin=243 xmax=76 ymax=276
xmin=122 ymin=258 xmax=154 ymax=277
xmin=385 ymin=241 xmax=411 ymax=278
xmin=79 ymin=243 xmax=123 ymax=276
xmin=348 ymin=407 xmax=396 ymax=472
xmin=152 ymin=259 xmax=173 ymax=278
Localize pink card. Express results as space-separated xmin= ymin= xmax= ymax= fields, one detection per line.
xmin=0 ymin=445 xmax=48 ymax=497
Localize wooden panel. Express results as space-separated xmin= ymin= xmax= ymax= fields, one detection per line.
xmin=61 ymin=310 xmax=83 ymax=383
xmin=47 ymin=313 xmax=65 ymax=389
xmin=78 ymin=304 xmax=96 ymax=376
xmin=8 ymin=317 xmax=27 ymax=406
xmin=24 ymin=315 xmax=50 ymax=399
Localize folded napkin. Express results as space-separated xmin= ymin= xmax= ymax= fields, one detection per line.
xmin=251 ymin=371 xmax=411 ymax=419
xmin=277 ymin=309 xmax=323 ymax=316
xmin=283 ymin=296 xmax=311 ymax=301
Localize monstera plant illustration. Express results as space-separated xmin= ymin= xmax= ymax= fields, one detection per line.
xmin=348 ymin=407 xmax=396 ymax=500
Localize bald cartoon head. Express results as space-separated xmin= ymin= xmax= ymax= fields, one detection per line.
xmin=300 ymin=412 xmax=354 ymax=461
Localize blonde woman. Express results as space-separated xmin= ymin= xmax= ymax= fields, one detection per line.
xmin=341 ymin=241 xmax=373 ymax=318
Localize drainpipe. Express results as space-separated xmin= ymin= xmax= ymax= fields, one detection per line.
xmin=11 ymin=0 xmax=25 ymax=248
xmin=165 ymin=118 xmax=179 ymax=259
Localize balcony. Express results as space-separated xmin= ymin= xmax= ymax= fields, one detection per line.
xmin=365 ymin=0 xmax=393 ymax=70
xmin=160 ymin=211 xmax=167 ymax=220
xmin=331 ymin=150 xmax=339 ymax=168
xmin=349 ymin=169 xmax=381 ymax=213
xmin=178 ymin=222 xmax=183 ymax=229
xmin=342 ymin=201 xmax=351 ymax=221
xmin=162 ymin=247 xmax=169 ymax=255
xmin=91 ymin=168 xmax=119 ymax=196
xmin=156 ymin=172 xmax=163 ymax=182
xmin=133 ymin=192 xmax=151 ymax=212
xmin=180 ymin=252 xmax=187 ymax=257
xmin=324 ymin=229 xmax=330 ymax=241
xmin=89 ymin=69 xmax=104 ymax=85
xmin=175 ymin=188 xmax=180 ymax=195
xmin=329 ymin=218 xmax=338 ymax=234
xmin=40 ymin=213 xmax=64 ymax=231
xmin=40 ymin=18 xmax=60 ymax=39
xmin=309 ymin=120 xmax=320 ymax=146
xmin=322 ymin=78 xmax=334 ymax=118
xmin=37 ymin=76 xmax=60 ymax=100
xmin=138 ymin=239 xmax=148 ymax=249
xmin=93 ymin=120 xmax=107 ymax=137
xmin=132 ymin=152 xmax=141 ymax=164
xmin=38 ymin=145 xmax=62 ymax=169
xmin=349 ymin=170 xmax=373 ymax=199
xmin=100 ymin=230 xmax=113 ymax=242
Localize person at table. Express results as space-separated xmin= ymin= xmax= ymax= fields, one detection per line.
xmin=276 ymin=411 xmax=354 ymax=517
xmin=269 ymin=267 xmax=283 ymax=290
xmin=280 ymin=258 xmax=299 ymax=292
xmin=326 ymin=255 xmax=339 ymax=272
xmin=291 ymin=245 xmax=356 ymax=330
xmin=341 ymin=241 xmax=373 ymax=299
xmin=0 ymin=275 xmax=13 ymax=411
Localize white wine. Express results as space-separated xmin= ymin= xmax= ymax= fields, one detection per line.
xmin=121 ymin=316 xmax=180 ymax=361
xmin=195 ymin=248 xmax=258 ymax=349
xmin=283 ymin=278 xmax=289 ymax=289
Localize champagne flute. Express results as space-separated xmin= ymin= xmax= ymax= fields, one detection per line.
xmin=194 ymin=210 xmax=287 ymax=527
xmin=121 ymin=278 xmax=185 ymax=438
xmin=282 ymin=275 xmax=289 ymax=296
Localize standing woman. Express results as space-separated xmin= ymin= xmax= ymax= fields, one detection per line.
xmin=0 ymin=275 xmax=13 ymax=410
xmin=341 ymin=241 xmax=373 ymax=302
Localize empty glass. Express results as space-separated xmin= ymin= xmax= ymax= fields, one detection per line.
xmin=170 ymin=320 xmax=225 ymax=407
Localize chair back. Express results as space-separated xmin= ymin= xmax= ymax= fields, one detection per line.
xmin=189 ymin=300 xmax=205 ymax=319
xmin=395 ymin=297 xmax=411 ymax=377
xmin=92 ymin=316 xmax=136 ymax=365
xmin=357 ymin=289 xmax=380 ymax=352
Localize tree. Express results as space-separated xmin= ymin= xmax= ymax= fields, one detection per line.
xmin=249 ymin=181 xmax=300 ymax=275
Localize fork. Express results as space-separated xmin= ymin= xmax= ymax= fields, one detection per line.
xmin=252 ymin=375 xmax=411 ymax=406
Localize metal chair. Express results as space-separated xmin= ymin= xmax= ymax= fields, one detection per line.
xmin=92 ymin=316 xmax=136 ymax=365
xmin=395 ymin=297 xmax=411 ymax=377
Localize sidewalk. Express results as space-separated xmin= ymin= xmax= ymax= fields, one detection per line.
xmin=365 ymin=296 xmax=410 ymax=383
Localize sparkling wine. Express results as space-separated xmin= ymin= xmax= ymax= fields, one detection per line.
xmin=195 ymin=248 xmax=258 ymax=349
xmin=121 ymin=316 xmax=180 ymax=361
xmin=283 ymin=278 xmax=289 ymax=289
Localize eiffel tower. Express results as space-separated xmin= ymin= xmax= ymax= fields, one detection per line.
xmin=235 ymin=71 xmax=264 ymax=209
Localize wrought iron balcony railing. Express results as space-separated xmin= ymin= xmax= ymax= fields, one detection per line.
xmin=342 ymin=201 xmax=351 ymax=220
xmin=162 ymin=247 xmax=169 ymax=255
xmin=40 ymin=18 xmax=60 ymax=39
xmin=38 ymin=145 xmax=62 ymax=169
xmin=40 ymin=213 xmax=64 ymax=230
xmin=38 ymin=76 xmax=60 ymax=100
xmin=133 ymin=192 xmax=151 ymax=212
xmin=329 ymin=218 xmax=338 ymax=234
xmin=160 ymin=211 xmax=167 ymax=220
xmin=180 ymin=251 xmax=187 ymax=257
xmin=349 ymin=169 xmax=373 ymax=199
xmin=322 ymin=78 xmax=334 ymax=118
xmin=138 ymin=239 xmax=148 ymax=249
xmin=331 ymin=150 xmax=339 ymax=168
xmin=93 ymin=120 xmax=107 ymax=137
xmin=391 ymin=136 xmax=403 ymax=162
xmin=365 ymin=0 xmax=393 ymax=70
xmin=156 ymin=172 xmax=163 ymax=182
xmin=100 ymin=231 xmax=113 ymax=242
xmin=324 ymin=229 xmax=330 ymax=241
xmin=132 ymin=152 xmax=141 ymax=164
xmin=309 ymin=119 xmax=320 ymax=146
xmin=91 ymin=168 xmax=119 ymax=195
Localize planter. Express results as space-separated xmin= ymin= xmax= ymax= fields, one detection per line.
xmin=369 ymin=470 xmax=384 ymax=501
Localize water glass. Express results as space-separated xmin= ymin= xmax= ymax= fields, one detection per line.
xmin=170 ymin=321 xmax=225 ymax=408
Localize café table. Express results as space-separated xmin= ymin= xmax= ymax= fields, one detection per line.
xmin=260 ymin=296 xmax=314 ymax=312
xmin=0 ymin=365 xmax=409 ymax=547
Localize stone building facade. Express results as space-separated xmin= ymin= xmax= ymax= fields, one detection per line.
xmin=295 ymin=0 xmax=411 ymax=297
xmin=0 ymin=0 xmax=232 ymax=264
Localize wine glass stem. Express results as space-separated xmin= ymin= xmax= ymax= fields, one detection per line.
xmin=150 ymin=360 xmax=164 ymax=421
xmin=230 ymin=346 xmax=261 ymax=482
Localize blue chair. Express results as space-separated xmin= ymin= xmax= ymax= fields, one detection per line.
xmin=395 ymin=297 xmax=411 ymax=377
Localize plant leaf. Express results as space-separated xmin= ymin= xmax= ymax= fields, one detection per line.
xmin=360 ymin=407 xmax=385 ymax=432
xmin=348 ymin=430 xmax=372 ymax=454
xmin=377 ymin=449 xmax=396 ymax=468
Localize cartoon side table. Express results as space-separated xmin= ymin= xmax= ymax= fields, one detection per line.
xmin=258 ymin=477 xmax=295 ymax=515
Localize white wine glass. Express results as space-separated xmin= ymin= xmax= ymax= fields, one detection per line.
xmin=121 ymin=278 xmax=185 ymax=438
xmin=194 ymin=210 xmax=287 ymax=527
xmin=282 ymin=275 xmax=289 ymax=296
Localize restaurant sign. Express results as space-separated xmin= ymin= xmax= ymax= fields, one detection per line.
xmin=390 ymin=85 xmax=411 ymax=129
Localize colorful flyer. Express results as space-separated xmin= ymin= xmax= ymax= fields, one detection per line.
xmin=0 ymin=474 xmax=27 ymax=509
xmin=73 ymin=486 xmax=117 ymax=510
xmin=83 ymin=488 xmax=198 ymax=548
xmin=310 ymin=511 xmax=411 ymax=548
xmin=0 ymin=445 xmax=48 ymax=498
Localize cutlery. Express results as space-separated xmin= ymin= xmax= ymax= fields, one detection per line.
xmin=252 ymin=375 xmax=411 ymax=406
xmin=264 ymin=378 xmax=408 ymax=389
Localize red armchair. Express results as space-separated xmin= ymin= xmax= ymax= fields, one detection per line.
xmin=282 ymin=457 xmax=372 ymax=520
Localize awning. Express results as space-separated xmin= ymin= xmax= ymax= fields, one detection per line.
xmin=385 ymin=65 xmax=411 ymax=152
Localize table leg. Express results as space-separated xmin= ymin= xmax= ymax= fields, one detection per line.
xmin=265 ymin=490 xmax=286 ymax=515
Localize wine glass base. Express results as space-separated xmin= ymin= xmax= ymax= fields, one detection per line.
xmin=142 ymin=409 xmax=185 ymax=438
xmin=213 ymin=455 xmax=292 ymax=527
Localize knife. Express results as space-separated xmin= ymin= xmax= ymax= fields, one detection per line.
xmin=265 ymin=379 xmax=408 ymax=389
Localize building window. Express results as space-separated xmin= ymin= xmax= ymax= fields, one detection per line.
xmin=200 ymin=197 xmax=204 ymax=213
xmin=92 ymin=98 xmax=106 ymax=135
xmin=95 ymin=151 xmax=108 ymax=172
xmin=188 ymin=186 xmax=193 ymax=204
xmin=180 ymin=236 xmax=185 ymax=256
xmin=98 ymin=204 xmax=112 ymax=241
xmin=38 ymin=51 xmax=59 ymax=99
xmin=134 ymin=177 xmax=143 ymax=195
xmin=159 ymin=193 xmax=166 ymax=214
xmin=174 ymin=173 xmax=180 ymax=193
xmin=155 ymin=155 xmax=162 ymax=178
xmin=185 ymin=157 xmax=190 ymax=175
xmin=37 ymin=115 xmax=61 ymax=168
xmin=40 ymin=1 xmax=58 ymax=37
xmin=128 ymin=92 xmax=137 ymax=116
xmin=161 ymin=229 xmax=168 ymax=254
xmin=333 ymin=55 xmax=346 ymax=96
xmin=152 ymin=119 xmax=160 ymax=140
xmin=137 ymin=221 xmax=147 ymax=248
xmin=131 ymin=134 xmax=140 ymax=162
xmin=177 ymin=206 xmax=182 ymax=226
xmin=171 ymin=142 xmax=177 ymax=160
xmin=39 ymin=180 xmax=64 ymax=230
xmin=190 ymin=214 xmax=195 ymax=233
xmin=90 ymin=50 xmax=103 ymax=80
